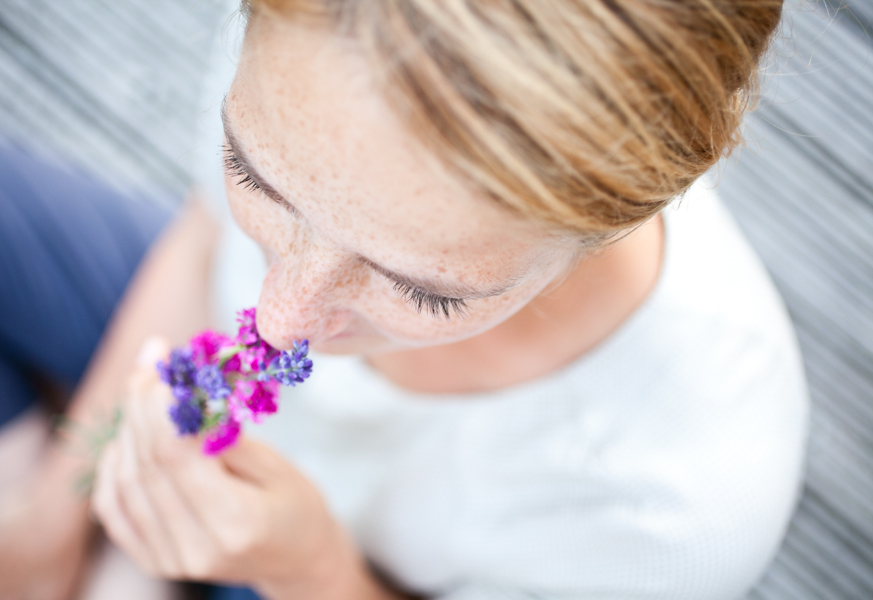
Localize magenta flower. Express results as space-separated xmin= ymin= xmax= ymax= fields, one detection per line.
xmin=227 ymin=379 xmax=279 ymax=423
xmin=235 ymin=308 xmax=259 ymax=346
xmin=222 ymin=353 xmax=242 ymax=374
xmin=189 ymin=330 xmax=233 ymax=367
xmin=202 ymin=418 xmax=241 ymax=455
xmin=245 ymin=380 xmax=279 ymax=418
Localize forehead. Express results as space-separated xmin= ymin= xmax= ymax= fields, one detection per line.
xmin=228 ymin=13 xmax=557 ymax=284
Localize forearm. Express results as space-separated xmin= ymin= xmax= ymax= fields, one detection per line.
xmin=256 ymin=523 xmax=416 ymax=600
xmin=258 ymin=554 xmax=413 ymax=600
xmin=47 ymin=198 xmax=221 ymax=505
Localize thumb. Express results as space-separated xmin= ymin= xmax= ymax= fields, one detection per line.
xmin=136 ymin=336 xmax=171 ymax=369
xmin=130 ymin=336 xmax=172 ymax=393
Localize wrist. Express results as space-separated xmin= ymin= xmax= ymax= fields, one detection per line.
xmin=27 ymin=442 xmax=95 ymax=534
xmin=257 ymin=523 xmax=403 ymax=600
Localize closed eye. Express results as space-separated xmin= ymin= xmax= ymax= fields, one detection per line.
xmin=392 ymin=281 xmax=469 ymax=320
xmin=223 ymin=143 xmax=263 ymax=194
xmin=222 ymin=136 xmax=473 ymax=322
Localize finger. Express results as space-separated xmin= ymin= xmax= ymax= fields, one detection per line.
xmin=128 ymin=371 xmax=178 ymax=466
xmin=116 ymin=422 xmax=183 ymax=577
xmin=154 ymin=442 xmax=265 ymax=555
xmin=128 ymin=395 xmax=220 ymax=577
xmin=139 ymin=457 xmax=221 ymax=580
xmin=169 ymin=453 xmax=253 ymax=531
xmin=220 ymin=437 xmax=292 ymax=487
xmin=130 ymin=390 xmax=238 ymax=575
xmin=132 ymin=382 xmax=278 ymax=559
xmin=91 ymin=441 xmax=157 ymax=574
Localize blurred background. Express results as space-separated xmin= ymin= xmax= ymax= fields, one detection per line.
xmin=0 ymin=0 xmax=871 ymax=598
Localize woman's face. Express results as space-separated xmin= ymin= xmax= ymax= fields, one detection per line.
xmin=224 ymin=13 xmax=576 ymax=356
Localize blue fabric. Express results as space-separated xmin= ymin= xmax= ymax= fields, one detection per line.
xmin=0 ymin=140 xmax=171 ymax=424
xmin=0 ymin=140 xmax=263 ymax=599
xmin=207 ymin=584 xmax=264 ymax=600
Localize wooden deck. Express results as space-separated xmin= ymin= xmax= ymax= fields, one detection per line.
xmin=0 ymin=0 xmax=871 ymax=597
xmin=719 ymin=3 xmax=873 ymax=597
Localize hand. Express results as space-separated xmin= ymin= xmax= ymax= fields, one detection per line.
xmin=0 ymin=445 xmax=96 ymax=600
xmin=90 ymin=339 xmax=391 ymax=599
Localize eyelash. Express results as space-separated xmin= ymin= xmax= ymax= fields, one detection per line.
xmin=222 ymin=145 xmax=469 ymax=320
xmin=222 ymin=144 xmax=261 ymax=193
xmin=393 ymin=281 xmax=468 ymax=320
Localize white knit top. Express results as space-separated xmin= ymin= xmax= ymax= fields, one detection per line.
xmin=196 ymin=13 xmax=809 ymax=599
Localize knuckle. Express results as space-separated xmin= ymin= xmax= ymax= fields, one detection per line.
xmin=182 ymin=549 xmax=219 ymax=580
xmin=91 ymin=489 xmax=110 ymax=521
xmin=217 ymin=524 xmax=259 ymax=560
xmin=116 ymin=466 xmax=140 ymax=497
xmin=138 ymin=558 xmax=162 ymax=580
xmin=151 ymin=440 xmax=181 ymax=467
xmin=161 ymin=562 xmax=184 ymax=581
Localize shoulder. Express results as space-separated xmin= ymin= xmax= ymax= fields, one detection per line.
xmin=435 ymin=183 xmax=810 ymax=598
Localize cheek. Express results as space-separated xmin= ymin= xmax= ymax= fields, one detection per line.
xmin=226 ymin=180 xmax=301 ymax=264
xmin=226 ymin=177 xmax=269 ymax=243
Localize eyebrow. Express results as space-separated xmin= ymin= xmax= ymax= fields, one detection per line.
xmin=220 ymin=97 xmax=519 ymax=301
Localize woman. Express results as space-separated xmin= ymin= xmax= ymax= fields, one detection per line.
xmin=0 ymin=1 xmax=807 ymax=599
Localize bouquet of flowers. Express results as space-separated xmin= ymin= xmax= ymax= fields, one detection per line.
xmin=156 ymin=308 xmax=312 ymax=454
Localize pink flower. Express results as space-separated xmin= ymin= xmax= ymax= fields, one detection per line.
xmin=202 ymin=417 xmax=241 ymax=455
xmin=222 ymin=354 xmax=242 ymax=374
xmin=235 ymin=308 xmax=260 ymax=346
xmin=230 ymin=379 xmax=279 ymax=423
xmin=189 ymin=331 xmax=233 ymax=367
xmin=240 ymin=345 xmax=263 ymax=371
xmin=239 ymin=343 xmax=279 ymax=374
xmin=245 ymin=380 xmax=279 ymax=417
xmin=226 ymin=392 xmax=250 ymax=422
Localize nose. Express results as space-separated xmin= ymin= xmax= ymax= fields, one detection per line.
xmin=255 ymin=242 xmax=361 ymax=349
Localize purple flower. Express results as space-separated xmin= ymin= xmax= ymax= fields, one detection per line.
xmin=172 ymin=384 xmax=194 ymax=402
xmin=194 ymin=364 xmax=231 ymax=400
xmin=169 ymin=399 xmax=203 ymax=435
xmin=157 ymin=348 xmax=195 ymax=387
xmin=268 ymin=340 xmax=313 ymax=386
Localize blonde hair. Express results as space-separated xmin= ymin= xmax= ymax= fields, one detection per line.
xmin=247 ymin=0 xmax=782 ymax=239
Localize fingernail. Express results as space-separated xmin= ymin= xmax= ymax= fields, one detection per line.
xmin=136 ymin=337 xmax=167 ymax=367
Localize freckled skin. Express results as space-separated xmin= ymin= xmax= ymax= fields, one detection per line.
xmin=228 ymin=16 xmax=570 ymax=350
xmin=226 ymin=14 xmax=664 ymax=392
